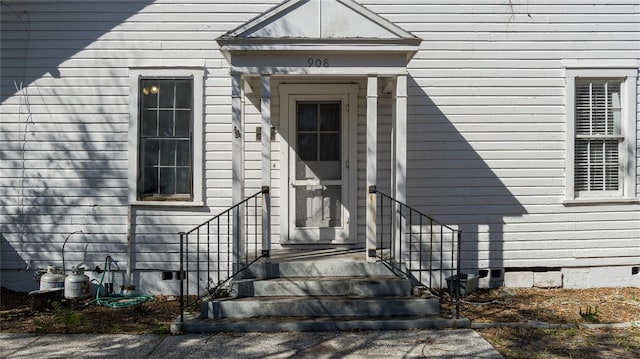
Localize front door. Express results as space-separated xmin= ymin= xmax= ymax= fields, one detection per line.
xmin=282 ymin=85 xmax=357 ymax=244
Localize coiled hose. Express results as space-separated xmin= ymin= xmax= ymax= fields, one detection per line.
xmin=92 ymin=256 xmax=153 ymax=308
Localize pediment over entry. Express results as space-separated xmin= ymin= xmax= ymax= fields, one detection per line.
xmin=217 ymin=0 xmax=421 ymax=65
xmin=220 ymin=0 xmax=418 ymax=41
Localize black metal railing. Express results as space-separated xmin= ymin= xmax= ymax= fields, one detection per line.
xmin=370 ymin=186 xmax=462 ymax=318
xmin=178 ymin=187 xmax=268 ymax=322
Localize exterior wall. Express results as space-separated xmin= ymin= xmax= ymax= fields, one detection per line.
xmin=367 ymin=0 xmax=640 ymax=287
xmin=1 ymin=0 xmax=639 ymax=293
xmin=0 ymin=0 xmax=281 ymax=293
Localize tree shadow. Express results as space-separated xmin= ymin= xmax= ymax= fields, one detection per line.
xmin=1 ymin=1 xmax=153 ymax=290
xmin=1 ymin=1 xmax=153 ymax=103
xmin=1 ymin=115 xmax=129 ymax=290
xmin=401 ymin=76 xmax=528 ymax=287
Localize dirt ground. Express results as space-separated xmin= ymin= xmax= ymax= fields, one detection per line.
xmin=2 ymin=286 xmax=640 ymax=358
xmin=0 ymin=287 xmax=181 ymax=334
xmin=444 ymin=287 xmax=640 ymax=358
xmin=451 ymin=287 xmax=640 ymax=324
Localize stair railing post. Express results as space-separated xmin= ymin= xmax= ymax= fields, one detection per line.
xmin=367 ymin=186 xmax=377 ymax=262
xmin=456 ymin=230 xmax=462 ymax=320
xmin=262 ymin=186 xmax=270 ymax=259
xmin=179 ymin=231 xmax=185 ymax=323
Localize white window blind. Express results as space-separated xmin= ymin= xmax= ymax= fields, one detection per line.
xmin=574 ymin=79 xmax=622 ymax=193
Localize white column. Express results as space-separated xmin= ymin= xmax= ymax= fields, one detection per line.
xmin=366 ymin=75 xmax=378 ymax=262
xmin=231 ymin=74 xmax=244 ymax=271
xmin=261 ymin=75 xmax=271 ymax=258
xmin=394 ymin=74 xmax=407 ymax=203
xmin=393 ymin=74 xmax=407 ymax=268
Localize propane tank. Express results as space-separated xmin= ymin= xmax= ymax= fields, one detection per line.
xmin=64 ymin=267 xmax=90 ymax=299
xmin=40 ymin=266 xmax=65 ymax=290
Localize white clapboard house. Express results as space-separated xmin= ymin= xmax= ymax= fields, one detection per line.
xmin=2 ymin=0 xmax=639 ymax=299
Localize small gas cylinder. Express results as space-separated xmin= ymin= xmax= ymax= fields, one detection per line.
xmin=40 ymin=266 xmax=65 ymax=290
xmin=64 ymin=267 xmax=90 ymax=299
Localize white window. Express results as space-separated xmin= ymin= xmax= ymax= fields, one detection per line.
xmin=565 ymin=68 xmax=637 ymax=202
xmin=128 ymin=69 xmax=204 ymax=206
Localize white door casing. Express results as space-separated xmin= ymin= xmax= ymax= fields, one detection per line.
xmin=279 ymin=84 xmax=358 ymax=244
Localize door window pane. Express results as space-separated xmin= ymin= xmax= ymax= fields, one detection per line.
xmin=297 ymin=103 xmax=318 ymax=131
xmin=297 ymin=133 xmax=317 ymax=161
xmin=319 ymin=103 xmax=340 ymax=131
xmin=319 ymin=133 xmax=340 ymax=161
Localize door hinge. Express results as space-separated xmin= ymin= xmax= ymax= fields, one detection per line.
xmin=345 ymin=160 xmax=349 ymax=168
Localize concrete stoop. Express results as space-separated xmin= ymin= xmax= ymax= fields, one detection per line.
xmin=172 ymin=259 xmax=469 ymax=333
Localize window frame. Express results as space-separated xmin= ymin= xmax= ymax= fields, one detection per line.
xmin=564 ymin=68 xmax=637 ymax=203
xmin=128 ymin=68 xmax=204 ymax=206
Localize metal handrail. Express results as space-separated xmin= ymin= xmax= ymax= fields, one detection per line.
xmin=370 ymin=186 xmax=462 ymax=319
xmin=178 ymin=187 xmax=268 ymax=322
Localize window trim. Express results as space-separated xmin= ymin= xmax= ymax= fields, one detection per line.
xmin=564 ymin=68 xmax=637 ymax=203
xmin=128 ymin=68 xmax=204 ymax=206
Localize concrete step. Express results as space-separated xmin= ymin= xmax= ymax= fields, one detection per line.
xmin=172 ymin=314 xmax=471 ymax=333
xmin=231 ymin=276 xmax=412 ymax=297
xmin=202 ymin=296 xmax=439 ymax=319
xmin=238 ymin=261 xmax=399 ymax=279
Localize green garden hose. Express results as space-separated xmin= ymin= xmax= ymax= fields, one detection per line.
xmin=93 ymin=256 xmax=153 ymax=308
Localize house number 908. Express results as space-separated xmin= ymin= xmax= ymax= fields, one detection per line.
xmin=308 ymin=58 xmax=329 ymax=67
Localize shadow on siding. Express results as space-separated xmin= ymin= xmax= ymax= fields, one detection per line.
xmin=0 ymin=1 xmax=153 ymax=290
xmin=0 ymin=1 xmax=153 ymax=103
xmin=405 ymin=76 xmax=528 ymax=286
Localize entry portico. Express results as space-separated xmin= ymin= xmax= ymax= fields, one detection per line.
xmin=216 ymin=0 xmax=421 ymax=261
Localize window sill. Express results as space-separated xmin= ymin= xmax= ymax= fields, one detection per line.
xmin=130 ymin=200 xmax=205 ymax=208
xmin=563 ymin=198 xmax=639 ymax=206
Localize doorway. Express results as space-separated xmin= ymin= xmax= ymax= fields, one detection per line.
xmin=280 ymin=84 xmax=358 ymax=244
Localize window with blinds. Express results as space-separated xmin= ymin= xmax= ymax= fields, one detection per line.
xmin=574 ymin=79 xmax=622 ymax=194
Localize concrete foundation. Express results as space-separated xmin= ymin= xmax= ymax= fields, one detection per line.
xmin=504 ymin=271 xmax=534 ymax=288
xmin=4 ymin=264 xmax=640 ymax=294
xmin=533 ymin=272 xmax=563 ymax=288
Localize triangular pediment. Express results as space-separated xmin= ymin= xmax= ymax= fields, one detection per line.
xmin=219 ymin=0 xmax=419 ymax=42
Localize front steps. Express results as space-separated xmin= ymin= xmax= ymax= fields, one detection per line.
xmin=205 ymin=296 xmax=438 ymax=318
xmin=173 ymin=253 xmax=470 ymax=333
xmin=233 ymin=276 xmax=410 ymax=297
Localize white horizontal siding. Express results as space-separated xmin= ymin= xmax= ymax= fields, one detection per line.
xmin=360 ymin=0 xmax=640 ymax=274
xmin=1 ymin=0 xmax=639 ymax=282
